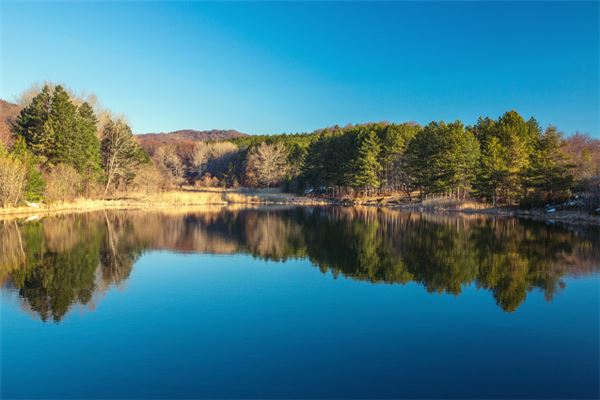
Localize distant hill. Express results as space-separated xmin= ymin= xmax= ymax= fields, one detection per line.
xmin=0 ymin=99 xmax=21 ymax=146
xmin=135 ymin=129 xmax=249 ymax=155
xmin=0 ymin=99 xmax=249 ymax=154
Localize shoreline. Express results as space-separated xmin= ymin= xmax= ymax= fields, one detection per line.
xmin=0 ymin=190 xmax=331 ymax=219
xmin=388 ymin=203 xmax=600 ymax=227
xmin=1 ymin=191 xmax=598 ymax=227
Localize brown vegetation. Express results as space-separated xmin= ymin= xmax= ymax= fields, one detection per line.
xmin=135 ymin=129 xmax=248 ymax=156
xmin=0 ymin=99 xmax=21 ymax=146
xmin=0 ymin=187 xmax=328 ymax=217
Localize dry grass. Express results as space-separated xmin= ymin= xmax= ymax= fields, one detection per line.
xmin=0 ymin=187 xmax=329 ymax=218
xmin=418 ymin=197 xmax=491 ymax=211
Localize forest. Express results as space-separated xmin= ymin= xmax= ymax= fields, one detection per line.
xmin=1 ymin=83 xmax=599 ymax=209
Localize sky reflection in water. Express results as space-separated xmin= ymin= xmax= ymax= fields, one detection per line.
xmin=1 ymin=207 xmax=599 ymax=398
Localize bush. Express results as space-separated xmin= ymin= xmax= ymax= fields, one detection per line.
xmin=131 ymin=164 xmax=170 ymax=194
xmin=0 ymin=147 xmax=27 ymax=207
xmin=24 ymin=167 xmax=46 ymax=202
xmin=195 ymin=173 xmax=221 ymax=188
xmin=44 ymin=164 xmax=82 ymax=202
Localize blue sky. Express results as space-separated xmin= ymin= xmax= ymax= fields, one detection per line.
xmin=1 ymin=1 xmax=598 ymax=136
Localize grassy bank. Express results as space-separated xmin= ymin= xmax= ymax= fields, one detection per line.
xmin=319 ymin=195 xmax=600 ymax=226
xmin=0 ymin=187 xmax=330 ymax=217
xmin=2 ymin=188 xmax=598 ymax=226
xmin=379 ymin=197 xmax=600 ymax=226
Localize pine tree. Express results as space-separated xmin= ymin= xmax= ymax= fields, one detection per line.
xmin=377 ymin=123 xmax=419 ymax=192
xmin=47 ymin=85 xmax=79 ymax=166
xmin=496 ymin=111 xmax=541 ymax=203
xmin=528 ymin=127 xmax=574 ymax=202
xmin=75 ymin=102 xmax=101 ymax=173
xmin=350 ymin=130 xmax=382 ymax=195
xmin=473 ymin=111 xmax=541 ymax=205
xmin=405 ymin=127 xmax=433 ymax=199
xmin=477 ymin=136 xmax=506 ymax=205
xmin=407 ymin=121 xmax=478 ymax=198
xmin=448 ymin=123 xmax=479 ymax=198
xmin=11 ymin=85 xmax=53 ymax=160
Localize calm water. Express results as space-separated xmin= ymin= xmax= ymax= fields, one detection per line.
xmin=1 ymin=206 xmax=599 ymax=399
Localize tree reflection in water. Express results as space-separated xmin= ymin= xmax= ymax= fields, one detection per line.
xmin=1 ymin=206 xmax=598 ymax=321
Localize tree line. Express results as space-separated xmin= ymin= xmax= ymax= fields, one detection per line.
xmin=0 ymin=84 xmax=154 ymax=206
xmin=1 ymin=83 xmax=599 ymax=208
xmin=146 ymin=112 xmax=598 ymax=208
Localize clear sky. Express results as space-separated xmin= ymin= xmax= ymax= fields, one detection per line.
xmin=1 ymin=1 xmax=598 ymax=136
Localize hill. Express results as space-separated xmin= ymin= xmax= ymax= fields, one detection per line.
xmin=135 ymin=129 xmax=248 ymax=155
xmin=0 ymin=99 xmax=21 ymax=146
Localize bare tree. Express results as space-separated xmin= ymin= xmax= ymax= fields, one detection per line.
xmin=0 ymin=147 xmax=27 ymax=207
xmin=154 ymin=145 xmax=184 ymax=186
xmin=100 ymin=118 xmax=146 ymax=197
xmin=245 ymin=142 xmax=289 ymax=187
xmin=190 ymin=142 xmax=209 ymax=176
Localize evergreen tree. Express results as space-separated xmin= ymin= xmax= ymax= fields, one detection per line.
xmin=75 ymin=102 xmax=102 ymax=174
xmin=405 ymin=121 xmax=478 ymax=198
xmin=377 ymin=123 xmax=420 ymax=192
xmin=474 ymin=111 xmax=541 ymax=204
xmin=496 ymin=111 xmax=541 ymax=203
xmin=349 ymin=130 xmax=382 ymax=194
xmin=11 ymin=85 xmax=53 ymax=160
xmin=528 ymin=126 xmax=574 ymax=202
xmin=47 ymin=85 xmax=79 ymax=166
xmin=477 ymin=136 xmax=505 ymax=205
xmin=448 ymin=123 xmax=480 ymax=198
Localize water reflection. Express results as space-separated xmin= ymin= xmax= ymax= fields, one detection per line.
xmin=1 ymin=207 xmax=599 ymax=321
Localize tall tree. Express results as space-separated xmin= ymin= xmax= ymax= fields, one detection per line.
xmin=75 ymin=102 xmax=101 ymax=174
xmin=245 ymin=142 xmax=289 ymax=187
xmin=100 ymin=118 xmax=147 ymax=196
xmin=477 ymin=135 xmax=505 ymax=205
xmin=405 ymin=121 xmax=479 ymax=198
xmin=377 ymin=123 xmax=420 ymax=192
xmin=474 ymin=111 xmax=541 ymax=204
xmin=46 ymin=85 xmax=79 ymax=166
xmin=11 ymin=85 xmax=53 ymax=160
xmin=349 ymin=129 xmax=382 ymax=195
xmin=528 ymin=126 xmax=574 ymax=202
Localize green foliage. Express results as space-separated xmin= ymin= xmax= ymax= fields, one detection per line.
xmin=4 ymin=85 xmax=585 ymax=209
xmin=0 ymin=143 xmax=27 ymax=207
xmin=76 ymin=102 xmax=102 ymax=174
xmin=526 ymin=126 xmax=574 ymax=203
xmin=11 ymin=85 xmax=102 ymax=175
xmin=474 ymin=111 xmax=542 ymax=204
xmin=47 ymin=85 xmax=80 ymax=166
xmin=11 ymin=85 xmax=53 ymax=159
xmin=10 ymin=138 xmax=46 ymax=202
xmin=24 ymin=167 xmax=45 ymax=202
xmin=405 ymin=121 xmax=479 ymax=197
xmin=349 ymin=129 xmax=382 ymax=192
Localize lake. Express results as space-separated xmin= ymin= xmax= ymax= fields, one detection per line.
xmin=1 ymin=206 xmax=599 ymax=399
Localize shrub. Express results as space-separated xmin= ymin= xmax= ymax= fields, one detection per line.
xmin=0 ymin=147 xmax=27 ymax=207
xmin=44 ymin=164 xmax=82 ymax=202
xmin=24 ymin=167 xmax=46 ymax=202
xmin=131 ymin=164 xmax=170 ymax=194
